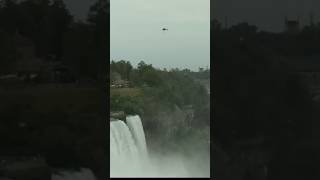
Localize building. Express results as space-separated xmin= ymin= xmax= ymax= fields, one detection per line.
xmin=110 ymin=79 xmax=130 ymax=88
xmin=284 ymin=17 xmax=300 ymax=35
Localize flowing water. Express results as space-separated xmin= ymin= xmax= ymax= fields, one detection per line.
xmin=110 ymin=115 xmax=193 ymax=177
xmin=110 ymin=116 xmax=150 ymax=177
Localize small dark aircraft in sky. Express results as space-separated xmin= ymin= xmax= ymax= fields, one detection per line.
xmin=162 ymin=28 xmax=168 ymax=31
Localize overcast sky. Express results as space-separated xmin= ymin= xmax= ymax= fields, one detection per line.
xmin=111 ymin=0 xmax=210 ymax=71
xmin=213 ymin=0 xmax=320 ymax=32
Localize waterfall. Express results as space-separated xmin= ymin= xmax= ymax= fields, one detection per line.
xmin=110 ymin=115 xmax=151 ymax=177
xmin=126 ymin=115 xmax=148 ymax=159
xmin=110 ymin=115 xmax=194 ymax=177
xmin=51 ymin=168 xmax=96 ymax=180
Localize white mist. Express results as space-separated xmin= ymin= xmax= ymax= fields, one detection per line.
xmin=110 ymin=115 xmax=210 ymax=178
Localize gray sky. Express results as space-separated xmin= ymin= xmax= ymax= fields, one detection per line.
xmin=111 ymin=0 xmax=210 ymax=71
xmin=213 ymin=0 xmax=320 ymax=32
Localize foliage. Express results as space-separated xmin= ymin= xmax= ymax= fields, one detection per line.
xmin=110 ymin=60 xmax=132 ymax=81
xmin=213 ymin=22 xmax=315 ymax=147
xmin=0 ymin=1 xmax=108 ymax=177
xmin=110 ymin=95 xmax=144 ymax=115
xmin=0 ymin=0 xmax=107 ymax=82
xmin=110 ymin=60 xmax=210 ymax=130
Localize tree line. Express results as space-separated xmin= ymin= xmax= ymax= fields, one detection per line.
xmin=110 ymin=60 xmax=210 ymax=127
xmin=213 ymin=20 xmax=320 ymax=179
xmin=0 ymin=0 xmax=108 ymax=82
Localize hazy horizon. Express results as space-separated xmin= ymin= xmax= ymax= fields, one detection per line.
xmin=111 ymin=0 xmax=210 ymax=71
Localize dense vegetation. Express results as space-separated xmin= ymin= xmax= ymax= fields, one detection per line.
xmin=110 ymin=60 xmax=209 ymax=125
xmin=213 ymin=20 xmax=320 ymax=179
xmin=0 ymin=0 xmax=108 ymax=179
xmin=0 ymin=0 xmax=108 ymax=82
xmin=110 ymin=60 xmax=210 ymax=159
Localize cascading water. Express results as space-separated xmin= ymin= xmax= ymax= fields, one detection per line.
xmin=126 ymin=115 xmax=148 ymax=159
xmin=110 ymin=115 xmax=191 ymax=177
xmin=110 ymin=115 xmax=151 ymax=177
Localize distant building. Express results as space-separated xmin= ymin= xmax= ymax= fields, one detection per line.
xmin=110 ymin=71 xmax=132 ymax=88
xmin=110 ymin=79 xmax=130 ymax=88
xmin=110 ymin=71 xmax=121 ymax=83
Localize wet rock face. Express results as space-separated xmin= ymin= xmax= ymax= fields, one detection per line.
xmin=110 ymin=111 xmax=126 ymax=120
